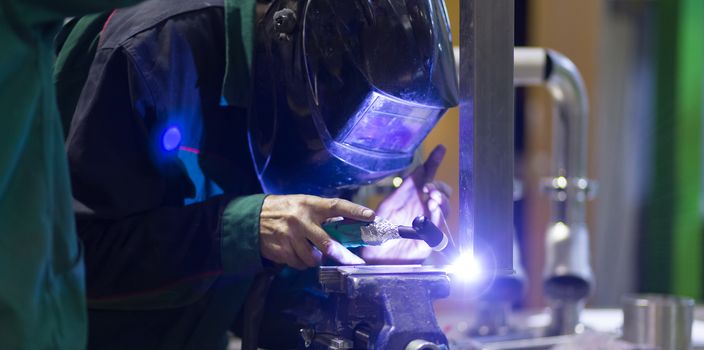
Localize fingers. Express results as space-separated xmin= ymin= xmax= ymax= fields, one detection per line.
xmin=428 ymin=188 xmax=450 ymax=214
xmin=306 ymin=225 xmax=365 ymax=265
xmin=425 ymin=180 xmax=452 ymax=198
xmin=259 ymin=194 xmax=367 ymax=270
xmin=290 ymin=237 xmax=322 ymax=268
xmin=422 ymin=144 xmax=446 ymax=182
xmin=262 ymin=242 xmax=308 ymax=270
xmin=422 ymin=181 xmax=451 ymax=219
xmin=309 ymin=197 xmax=375 ymax=222
xmin=428 ymin=197 xmax=445 ymax=226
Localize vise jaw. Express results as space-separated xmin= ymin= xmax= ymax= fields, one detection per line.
xmin=302 ymin=266 xmax=450 ymax=350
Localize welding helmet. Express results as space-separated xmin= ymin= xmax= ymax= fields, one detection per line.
xmin=249 ymin=0 xmax=459 ymax=196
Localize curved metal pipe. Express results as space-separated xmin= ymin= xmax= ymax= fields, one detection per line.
xmin=454 ymin=47 xmax=592 ymax=225
xmin=514 ymin=47 xmax=591 ymax=225
xmin=455 ymin=47 xmax=594 ymax=335
xmin=514 ymin=47 xmax=594 ymax=336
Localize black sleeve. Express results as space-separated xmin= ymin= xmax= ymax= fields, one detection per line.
xmin=66 ymin=14 xmax=263 ymax=309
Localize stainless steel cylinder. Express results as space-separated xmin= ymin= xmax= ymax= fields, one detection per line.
xmin=621 ymin=294 xmax=694 ymax=350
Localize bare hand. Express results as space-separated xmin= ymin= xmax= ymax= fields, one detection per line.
xmin=260 ymin=195 xmax=373 ymax=270
xmin=362 ymin=145 xmax=452 ymax=264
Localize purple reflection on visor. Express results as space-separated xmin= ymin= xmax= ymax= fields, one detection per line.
xmin=340 ymin=92 xmax=443 ymax=154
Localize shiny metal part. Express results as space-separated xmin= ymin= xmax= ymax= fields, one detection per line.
xmin=301 ymin=328 xmax=315 ymax=348
xmin=468 ymin=235 xmax=528 ymax=338
xmin=310 ymin=334 xmax=353 ymax=350
xmin=319 ymin=265 xmax=447 ymax=294
xmin=544 ymin=50 xmax=592 ymax=226
xmin=514 ymin=47 xmax=593 ymax=225
xmin=513 ymin=48 xmax=548 ymax=86
xmin=472 ymin=335 xmax=575 ymax=350
xmin=405 ymin=339 xmax=445 ymax=350
xmin=622 ymin=294 xmax=694 ymax=350
xmin=359 ymin=217 xmax=402 ymax=245
xmin=469 ymin=302 xmax=513 ymax=337
xmin=459 ymin=0 xmax=515 ymax=272
xmin=514 ymin=47 xmax=595 ymax=336
xmin=354 ymin=328 xmax=371 ymax=349
xmin=545 ymin=299 xmax=584 ymax=336
xmin=311 ymin=266 xmax=450 ymax=349
xmin=542 ymin=222 xmax=592 ymax=333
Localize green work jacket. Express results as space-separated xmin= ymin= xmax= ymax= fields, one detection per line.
xmin=0 ymin=0 xmax=140 ymax=349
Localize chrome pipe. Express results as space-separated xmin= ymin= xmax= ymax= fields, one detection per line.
xmin=457 ymin=1 xmax=515 ymax=273
xmin=514 ymin=47 xmax=592 ymax=225
xmin=455 ymin=47 xmax=594 ymax=335
xmin=515 ymin=47 xmax=594 ymax=336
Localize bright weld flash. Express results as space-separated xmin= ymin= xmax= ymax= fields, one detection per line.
xmin=447 ymin=253 xmax=482 ymax=283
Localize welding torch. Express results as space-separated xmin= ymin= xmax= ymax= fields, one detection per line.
xmin=323 ymin=215 xmax=449 ymax=252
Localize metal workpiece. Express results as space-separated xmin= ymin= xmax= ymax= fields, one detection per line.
xmin=311 ymin=266 xmax=450 ymax=350
xmin=453 ymin=46 xmax=593 ymax=336
xmin=542 ymin=222 xmax=593 ymax=300
xmin=541 ymin=49 xmax=593 ymax=335
xmin=318 ymin=265 xmax=449 ymax=294
xmin=469 ymin=302 xmax=514 ymax=338
xmin=405 ymin=339 xmax=444 ymax=350
xmin=514 ymin=48 xmax=593 ymax=226
xmin=544 ymin=299 xmax=585 ymax=337
xmin=459 ymin=0 xmax=515 ymax=272
xmin=513 ymin=47 xmax=549 ymax=86
xmin=468 ymin=238 xmax=528 ymax=338
xmin=467 ymin=335 xmax=576 ymax=350
xmin=513 ymin=47 xmax=595 ymax=336
xmin=302 ymin=332 xmax=354 ymax=350
xmin=546 ymin=51 xmax=591 ymax=226
xmin=455 ymin=47 xmax=594 ymax=223
xmin=622 ymin=294 xmax=695 ymax=350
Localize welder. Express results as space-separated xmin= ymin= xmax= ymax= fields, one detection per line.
xmin=56 ymin=0 xmax=458 ymax=348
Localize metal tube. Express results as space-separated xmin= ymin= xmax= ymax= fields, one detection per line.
xmin=545 ymin=49 xmax=590 ymax=225
xmin=459 ymin=0 xmax=515 ymax=273
xmin=513 ymin=47 xmax=548 ymax=86
xmin=456 ymin=47 xmax=592 ymax=226
xmin=514 ymin=48 xmax=591 ymax=225
xmin=456 ymin=45 xmax=592 ymax=334
xmin=514 ymin=47 xmax=594 ymax=336
xmin=622 ymin=294 xmax=695 ymax=350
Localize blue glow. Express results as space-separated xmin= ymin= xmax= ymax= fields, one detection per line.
xmin=177 ymin=149 xmax=224 ymax=205
xmin=446 ymin=253 xmax=483 ymax=283
xmin=162 ymin=127 xmax=182 ymax=151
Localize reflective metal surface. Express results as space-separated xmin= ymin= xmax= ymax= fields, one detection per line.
xmin=406 ymin=339 xmax=445 ymax=350
xmin=459 ymin=0 xmax=514 ymax=272
xmin=513 ymin=47 xmax=594 ymax=336
xmin=513 ymin=48 xmax=593 ymax=226
xmin=310 ymin=266 xmax=450 ymax=349
xmin=622 ymin=294 xmax=695 ymax=350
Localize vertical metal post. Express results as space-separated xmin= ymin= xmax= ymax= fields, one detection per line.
xmin=459 ymin=0 xmax=515 ymax=272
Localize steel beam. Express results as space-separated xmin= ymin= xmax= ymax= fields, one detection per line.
xmin=459 ymin=0 xmax=515 ymax=273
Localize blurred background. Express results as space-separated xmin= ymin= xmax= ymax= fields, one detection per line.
xmin=423 ymin=0 xmax=704 ymax=308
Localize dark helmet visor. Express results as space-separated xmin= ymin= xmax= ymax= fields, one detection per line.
xmin=302 ymin=0 xmax=458 ymax=163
